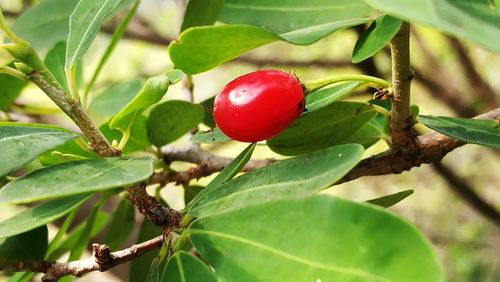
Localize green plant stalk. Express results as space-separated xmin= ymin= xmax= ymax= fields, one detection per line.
xmin=302 ymin=74 xmax=391 ymax=94
xmin=0 ymin=8 xmax=28 ymax=46
xmin=82 ymin=0 xmax=141 ymax=109
xmin=0 ymin=65 xmax=27 ymax=80
xmin=117 ymin=112 xmax=137 ymax=151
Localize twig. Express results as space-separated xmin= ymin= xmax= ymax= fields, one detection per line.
xmin=338 ymin=107 xmax=500 ymax=183
xmin=446 ymin=36 xmax=498 ymax=109
xmin=389 ymin=22 xmax=417 ymax=153
xmin=0 ymin=235 xmax=164 ymax=281
xmin=432 ymin=162 xmax=500 ymax=226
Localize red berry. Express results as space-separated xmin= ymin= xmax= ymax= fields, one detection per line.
xmin=213 ymin=70 xmax=305 ymax=142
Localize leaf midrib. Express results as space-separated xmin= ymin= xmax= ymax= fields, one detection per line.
xmin=188 ymin=229 xmax=390 ymax=282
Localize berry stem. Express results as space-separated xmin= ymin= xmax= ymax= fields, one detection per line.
xmin=302 ymin=74 xmax=391 ymax=94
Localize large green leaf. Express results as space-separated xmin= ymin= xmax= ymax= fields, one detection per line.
xmin=0 ymin=158 xmax=153 ymax=204
xmin=147 ymin=101 xmax=205 ymax=147
xmin=88 ymin=78 xmax=144 ymax=118
xmin=0 ymin=226 xmax=48 ymax=260
xmin=363 ymin=0 xmax=500 ymax=51
xmin=305 ymin=81 xmax=363 ymax=112
xmin=0 ymin=69 xmax=27 ymax=110
xmin=189 ymin=144 xmax=364 ymax=218
xmin=341 ymin=112 xmax=390 ymax=148
xmin=109 ymin=70 xmax=183 ymax=132
xmin=188 ymin=143 xmax=256 ymax=209
xmin=188 ymin=196 xmax=444 ymax=282
xmin=161 ymin=251 xmax=217 ymax=282
xmin=0 ymin=123 xmax=77 ymax=177
xmin=11 ymin=0 xmax=79 ymax=50
xmin=267 ymin=102 xmax=377 ymax=155
xmin=66 ymin=0 xmax=130 ymax=69
xmin=169 ymin=20 xmax=368 ymax=74
xmin=418 ymin=115 xmax=500 ymax=148
xmin=219 ymin=0 xmax=372 ymax=34
xmin=0 ymin=194 xmax=89 ymax=238
xmin=180 ymin=0 xmax=224 ymax=32
xmin=352 ymin=15 xmax=402 ymax=63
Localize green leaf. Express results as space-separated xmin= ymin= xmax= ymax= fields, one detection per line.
xmin=267 ymin=102 xmax=377 ymax=155
xmin=147 ymin=101 xmax=205 ymax=147
xmin=201 ymin=96 xmax=216 ymax=128
xmin=169 ymin=25 xmax=279 ymax=75
xmin=109 ymin=70 xmax=183 ymax=132
xmin=66 ymin=0 xmax=129 ymax=69
xmin=130 ymin=220 xmax=162 ymax=282
xmin=190 ymin=128 xmax=231 ymax=143
xmin=367 ymin=190 xmax=414 ymax=208
xmin=0 ymin=158 xmax=153 ymax=204
xmin=170 ymin=21 xmax=369 ymax=74
xmin=146 ymin=258 xmax=162 ymax=282
xmin=44 ymin=42 xmax=83 ymax=93
xmin=188 ymin=143 xmax=256 ymax=209
xmin=161 ymin=251 xmax=217 ymax=282
xmin=0 ymin=123 xmax=77 ymax=177
xmin=181 ymin=0 xmax=224 ymax=32
xmin=0 ymin=194 xmax=89 ymax=238
xmin=363 ymin=0 xmax=500 ymax=51
xmin=88 ymin=79 xmax=144 ymax=118
xmin=0 ymin=226 xmax=48 ymax=260
xmin=352 ymin=15 xmax=402 ymax=63
xmin=0 ymin=67 xmax=27 ymax=110
xmin=305 ymin=81 xmax=363 ymax=112
xmin=219 ymin=0 xmax=372 ymax=34
xmin=184 ymin=186 xmax=204 ymax=206
xmin=418 ymin=115 xmax=500 ymax=148
xmin=189 ymin=144 xmax=364 ymax=218
xmin=102 ymin=199 xmax=135 ymax=249
xmin=100 ymin=115 xmax=150 ymax=153
xmin=188 ymin=195 xmax=444 ymax=282
xmin=341 ymin=112 xmax=390 ymax=148
xmin=11 ymin=0 xmax=79 ymax=50
xmin=38 ymin=138 xmax=99 ymax=166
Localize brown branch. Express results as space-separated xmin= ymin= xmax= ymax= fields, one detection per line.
xmin=339 ymin=107 xmax=500 ymax=183
xmin=432 ymin=162 xmax=500 ymax=226
xmin=446 ymin=36 xmax=498 ymax=109
xmin=0 ymin=235 xmax=164 ymax=281
xmin=389 ymin=22 xmax=417 ymax=153
xmin=150 ymin=145 xmax=274 ymax=186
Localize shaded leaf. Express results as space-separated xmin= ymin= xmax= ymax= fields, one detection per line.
xmin=363 ymin=0 xmax=500 ymax=51
xmin=201 ymin=96 xmax=216 ymax=128
xmin=267 ymin=102 xmax=377 ymax=155
xmin=161 ymin=251 xmax=217 ymax=282
xmin=190 ymin=128 xmax=231 ymax=143
xmin=130 ymin=220 xmax=162 ymax=282
xmin=38 ymin=138 xmax=99 ymax=166
xmin=418 ymin=115 xmax=500 ymax=148
xmin=0 ymin=123 xmax=77 ymax=177
xmin=189 ymin=144 xmax=364 ymax=218
xmin=184 ymin=186 xmax=204 ymax=206
xmin=110 ymin=70 xmax=183 ymax=132
xmin=102 ymin=199 xmax=135 ymax=249
xmin=147 ymin=101 xmax=205 ymax=147
xmin=0 ymin=226 xmax=48 ymax=260
xmin=44 ymin=42 xmax=83 ymax=93
xmin=352 ymin=15 xmax=402 ymax=63
xmin=0 ymin=194 xmax=89 ymax=238
xmin=0 ymin=64 xmax=27 ymax=110
xmin=219 ymin=0 xmax=372 ymax=34
xmin=0 ymin=158 xmax=153 ymax=204
xmin=11 ymin=0 xmax=78 ymax=50
xmin=188 ymin=195 xmax=444 ymax=282
xmin=341 ymin=112 xmax=389 ymax=148
xmin=181 ymin=0 xmax=224 ymax=32
xmin=88 ymin=78 xmax=144 ymax=118
xmin=367 ymin=190 xmax=414 ymax=208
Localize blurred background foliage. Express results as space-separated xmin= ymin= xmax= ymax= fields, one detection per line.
xmin=0 ymin=0 xmax=499 ymax=281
